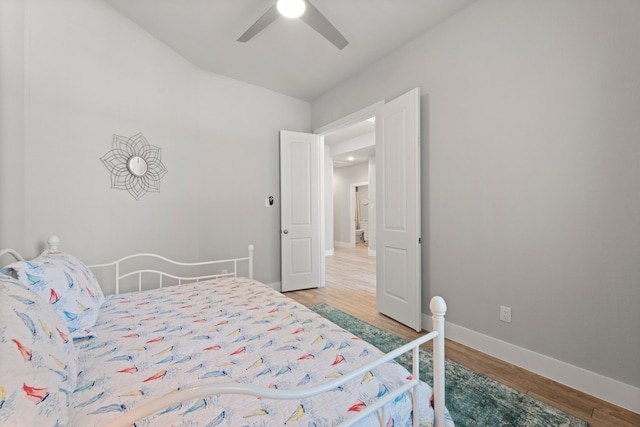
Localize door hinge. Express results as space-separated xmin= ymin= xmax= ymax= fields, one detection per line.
xmin=418 ymin=237 xmax=422 ymax=244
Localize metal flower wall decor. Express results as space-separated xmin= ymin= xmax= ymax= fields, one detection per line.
xmin=100 ymin=132 xmax=168 ymax=200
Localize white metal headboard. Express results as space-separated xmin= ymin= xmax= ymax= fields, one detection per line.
xmin=45 ymin=236 xmax=254 ymax=295
xmin=0 ymin=248 xmax=24 ymax=262
xmin=89 ymin=250 xmax=254 ymax=295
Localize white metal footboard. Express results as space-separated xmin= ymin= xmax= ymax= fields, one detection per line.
xmin=102 ymin=297 xmax=448 ymax=427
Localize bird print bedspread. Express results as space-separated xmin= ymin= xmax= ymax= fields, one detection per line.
xmin=70 ymin=277 xmax=438 ymax=426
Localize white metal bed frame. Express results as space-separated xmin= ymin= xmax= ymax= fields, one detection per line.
xmin=78 ymin=245 xmax=254 ymax=295
xmin=1 ymin=236 xmax=449 ymax=427
xmin=0 ymin=248 xmax=24 ymax=262
xmin=101 ymin=298 xmax=448 ymax=427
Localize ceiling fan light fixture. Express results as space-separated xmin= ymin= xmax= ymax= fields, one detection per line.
xmin=277 ymin=0 xmax=306 ymax=18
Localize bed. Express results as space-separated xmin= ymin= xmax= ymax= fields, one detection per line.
xmin=0 ymin=236 xmax=454 ymax=427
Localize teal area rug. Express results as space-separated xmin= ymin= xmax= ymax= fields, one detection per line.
xmin=309 ymin=303 xmax=588 ymax=427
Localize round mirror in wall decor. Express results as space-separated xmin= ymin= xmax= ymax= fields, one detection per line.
xmin=100 ymin=132 xmax=168 ymax=200
xmin=127 ymin=155 xmax=148 ymax=177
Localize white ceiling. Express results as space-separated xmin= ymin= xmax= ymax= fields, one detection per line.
xmin=103 ymin=0 xmax=477 ymax=102
xmin=325 ymin=120 xmax=375 ymax=168
xmin=103 ymin=0 xmax=476 ymax=168
xmin=331 ymin=142 xmax=375 ymax=168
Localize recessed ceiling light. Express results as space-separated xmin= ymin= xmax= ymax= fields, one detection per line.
xmin=348 ymin=156 xmax=355 ymax=161
xmin=277 ymin=0 xmax=306 ymax=18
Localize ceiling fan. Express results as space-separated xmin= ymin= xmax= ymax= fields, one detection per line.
xmin=237 ymin=0 xmax=349 ymax=50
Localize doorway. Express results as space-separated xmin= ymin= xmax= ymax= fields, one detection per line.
xmin=308 ymin=88 xmax=421 ymax=331
xmin=352 ymin=183 xmax=369 ymax=248
xmin=324 ymin=121 xmax=376 ymax=257
xmin=318 ymin=107 xmax=378 ymax=290
xmin=316 ymin=103 xmax=383 ymax=300
xmin=318 ymin=103 xmax=379 ymax=255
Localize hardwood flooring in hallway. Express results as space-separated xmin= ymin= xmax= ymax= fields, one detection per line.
xmin=287 ymin=244 xmax=640 ymax=427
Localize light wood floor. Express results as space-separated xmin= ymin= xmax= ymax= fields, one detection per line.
xmin=288 ymin=244 xmax=640 ymax=427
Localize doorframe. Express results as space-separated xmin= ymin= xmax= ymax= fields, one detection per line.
xmin=314 ymin=101 xmax=385 ymax=135
xmin=350 ymin=181 xmax=369 ymax=247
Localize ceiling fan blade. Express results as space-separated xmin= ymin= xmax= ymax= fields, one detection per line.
xmin=300 ymin=1 xmax=349 ymax=50
xmin=237 ymin=4 xmax=281 ymax=43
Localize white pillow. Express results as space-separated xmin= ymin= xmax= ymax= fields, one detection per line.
xmin=2 ymin=251 xmax=105 ymax=335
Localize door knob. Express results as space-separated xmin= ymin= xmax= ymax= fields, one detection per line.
xmin=283 ymin=229 xmax=289 ymax=234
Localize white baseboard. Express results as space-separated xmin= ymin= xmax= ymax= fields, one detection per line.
xmin=368 ymin=248 xmax=376 ymax=256
xmin=334 ymin=241 xmax=354 ymax=248
xmin=422 ymin=313 xmax=640 ymax=414
xmin=325 ymin=248 xmax=334 ymax=256
xmin=266 ymin=281 xmax=281 ymax=292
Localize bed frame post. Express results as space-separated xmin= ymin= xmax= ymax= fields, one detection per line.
xmin=248 ymin=244 xmax=254 ymax=279
xmin=47 ymin=235 xmax=60 ymax=252
xmin=430 ymin=296 xmax=447 ymax=427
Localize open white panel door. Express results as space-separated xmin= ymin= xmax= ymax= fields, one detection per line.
xmin=375 ymin=88 xmax=422 ymax=331
xmin=280 ymin=131 xmax=322 ymax=292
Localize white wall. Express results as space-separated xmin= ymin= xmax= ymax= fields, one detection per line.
xmin=332 ymin=163 xmax=368 ymax=245
xmin=356 ymin=185 xmax=368 ymax=221
xmin=312 ymin=0 xmax=640 ymax=407
xmin=0 ymin=0 xmax=26 ymax=254
xmin=0 ymin=0 xmax=310 ymax=286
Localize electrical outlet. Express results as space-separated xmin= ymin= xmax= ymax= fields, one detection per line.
xmin=221 ymin=269 xmax=228 ymax=274
xmin=500 ymin=306 xmax=512 ymax=323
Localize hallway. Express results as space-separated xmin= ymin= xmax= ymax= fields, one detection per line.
xmin=326 ymin=243 xmax=375 ymax=289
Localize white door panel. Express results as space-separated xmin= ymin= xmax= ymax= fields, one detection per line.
xmin=280 ymin=131 xmax=322 ymax=292
xmin=376 ymin=88 xmax=422 ymax=331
